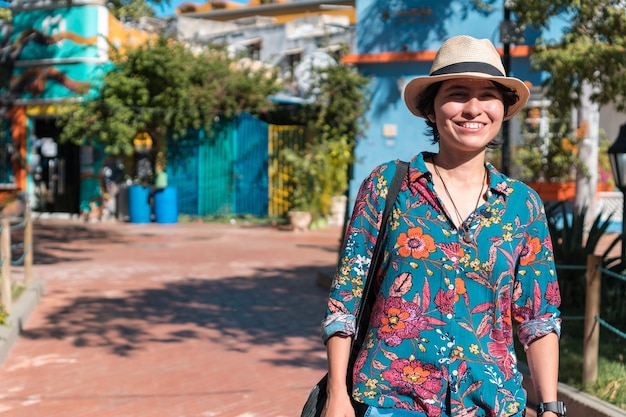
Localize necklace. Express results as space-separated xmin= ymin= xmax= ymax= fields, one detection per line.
xmin=432 ymin=158 xmax=487 ymax=242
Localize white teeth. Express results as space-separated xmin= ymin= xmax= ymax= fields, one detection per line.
xmin=461 ymin=123 xmax=482 ymax=129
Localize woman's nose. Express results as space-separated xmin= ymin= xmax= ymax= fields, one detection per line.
xmin=462 ymin=97 xmax=482 ymax=117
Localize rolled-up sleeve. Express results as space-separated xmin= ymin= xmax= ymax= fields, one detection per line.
xmin=321 ymin=164 xmax=392 ymax=343
xmin=513 ymin=200 xmax=562 ymax=349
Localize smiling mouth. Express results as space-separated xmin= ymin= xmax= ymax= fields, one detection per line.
xmin=459 ymin=122 xmax=484 ymax=129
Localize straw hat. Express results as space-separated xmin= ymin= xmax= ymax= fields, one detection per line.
xmin=403 ymin=35 xmax=530 ymax=121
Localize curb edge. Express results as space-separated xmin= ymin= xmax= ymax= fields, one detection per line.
xmin=0 ymin=279 xmax=46 ymax=366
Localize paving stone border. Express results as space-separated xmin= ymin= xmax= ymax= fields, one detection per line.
xmin=0 ymin=279 xmax=46 ymax=365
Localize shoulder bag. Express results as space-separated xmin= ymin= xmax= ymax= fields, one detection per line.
xmin=300 ymin=160 xmax=409 ymax=417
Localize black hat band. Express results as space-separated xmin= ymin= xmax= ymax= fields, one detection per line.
xmin=430 ymin=62 xmax=505 ymax=77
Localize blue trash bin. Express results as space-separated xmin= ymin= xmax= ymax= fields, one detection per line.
xmin=154 ymin=186 xmax=178 ymax=224
xmin=128 ymin=184 xmax=151 ymax=224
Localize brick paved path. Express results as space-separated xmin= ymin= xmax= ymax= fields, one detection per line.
xmin=0 ymin=220 xmax=341 ymax=417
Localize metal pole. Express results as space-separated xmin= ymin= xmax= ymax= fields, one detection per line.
xmin=622 ymin=191 xmax=626 ymax=262
xmin=501 ymin=4 xmax=511 ymax=176
xmin=583 ymin=254 xmax=602 ymax=384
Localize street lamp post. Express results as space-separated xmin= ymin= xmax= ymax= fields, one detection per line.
xmin=607 ymin=123 xmax=626 ymax=262
xmin=501 ymin=4 xmax=511 ymax=176
xmin=499 ymin=0 xmax=524 ymax=175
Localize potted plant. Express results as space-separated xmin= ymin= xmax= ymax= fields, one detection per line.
xmin=283 ymin=133 xmax=354 ymax=230
xmin=283 ymin=146 xmax=316 ymax=231
xmin=513 ymin=106 xmax=584 ymax=201
xmin=282 ymin=59 xmax=370 ymax=231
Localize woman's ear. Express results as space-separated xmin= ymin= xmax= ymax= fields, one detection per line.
xmin=427 ymin=113 xmax=435 ymax=123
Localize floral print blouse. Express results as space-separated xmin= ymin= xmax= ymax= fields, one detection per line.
xmin=322 ymin=152 xmax=562 ymax=417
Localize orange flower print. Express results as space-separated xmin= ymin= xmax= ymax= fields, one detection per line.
xmin=454 ymin=278 xmax=466 ymax=302
xmin=520 ymin=235 xmax=542 ymax=266
xmin=402 ymin=363 xmax=431 ymax=384
xmin=397 ymin=227 xmax=435 ymax=259
xmin=380 ymin=307 xmax=410 ymax=332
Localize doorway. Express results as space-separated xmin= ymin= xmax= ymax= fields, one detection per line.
xmin=33 ymin=118 xmax=80 ymax=214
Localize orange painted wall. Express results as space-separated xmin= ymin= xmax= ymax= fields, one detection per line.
xmin=107 ymin=14 xmax=155 ymax=55
xmin=177 ymin=1 xmax=356 ymax=24
xmin=0 ymin=106 xmax=27 ymax=201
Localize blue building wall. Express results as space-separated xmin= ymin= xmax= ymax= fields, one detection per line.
xmin=349 ymin=0 xmax=568 ymax=204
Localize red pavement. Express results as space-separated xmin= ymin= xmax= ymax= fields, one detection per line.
xmin=0 ymin=220 xmax=341 ymax=417
xmin=0 ymin=219 xmax=539 ymax=417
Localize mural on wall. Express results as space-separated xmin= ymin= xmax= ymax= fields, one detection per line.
xmin=1 ymin=22 xmax=102 ymax=108
xmin=12 ymin=8 xmax=105 ymax=60
xmin=0 ymin=3 xmax=109 ymax=205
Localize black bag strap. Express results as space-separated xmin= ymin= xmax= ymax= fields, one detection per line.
xmin=348 ymin=160 xmax=409 ymax=370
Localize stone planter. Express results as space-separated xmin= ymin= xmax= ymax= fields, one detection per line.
xmin=328 ymin=195 xmax=347 ymax=227
xmin=287 ymin=210 xmax=312 ymax=232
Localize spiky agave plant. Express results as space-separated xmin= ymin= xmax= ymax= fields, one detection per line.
xmin=546 ymin=202 xmax=622 ymax=313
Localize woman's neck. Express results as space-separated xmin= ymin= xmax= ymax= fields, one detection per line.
xmin=429 ymin=150 xmax=486 ymax=183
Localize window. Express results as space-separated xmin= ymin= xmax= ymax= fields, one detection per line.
xmin=246 ymin=39 xmax=262 ymax=60
xmin=281 ymin=48 xmax=303 ymax=82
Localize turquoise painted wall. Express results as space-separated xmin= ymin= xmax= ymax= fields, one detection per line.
xmin=8 ymin=4 xmax=108 ymax=101
xmin=12 ymin=7 xmax=102 ymax=61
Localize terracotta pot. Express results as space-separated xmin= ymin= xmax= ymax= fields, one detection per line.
xmin=526 ymin=182 xmax=576 ymax=201
xmin=597 ymin=183 xmax=614 ymax=192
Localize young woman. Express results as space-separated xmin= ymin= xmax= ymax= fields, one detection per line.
xmin=321 ymin=36 xmax=564 ymax=417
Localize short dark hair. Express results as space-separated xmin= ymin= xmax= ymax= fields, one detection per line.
xmin=415 ymin=80 xmax=520 ymax=149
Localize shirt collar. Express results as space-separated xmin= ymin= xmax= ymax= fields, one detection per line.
xmin=408 ymin=152 xmax=512 ymax=200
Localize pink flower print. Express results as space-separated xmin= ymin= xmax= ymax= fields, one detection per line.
xmin=542 ymin=234 xmax=553 ymax=253
xmin=381 ymin=358 xmax=444 ymax=414
xmin=545 ymin=281 xmax=561 ymax=306
xmin=373 ymin=297 xmax=428 ymax=346
xmin=487 ymin=328 xmax=515 ymax=380
xmin=434 ymin=288 xmax=455 ymax=316
xmin=352 ymin=349 xmax=369 ymax=383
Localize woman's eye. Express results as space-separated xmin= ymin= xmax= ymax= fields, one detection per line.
xmin=482 ymin=91 xmax=501 ymax=99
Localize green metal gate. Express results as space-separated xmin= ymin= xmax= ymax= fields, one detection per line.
xmin=168 ymin=122 xmax=235 ymax=217
xmin=168 ymin=115 xmax=306 ymax=218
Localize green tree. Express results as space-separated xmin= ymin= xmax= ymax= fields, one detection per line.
xmin=107 ymin=0 xmax=160 ymax=19
xmin=285 ymin=62 xmax=370 ymax=217
xmin=58 ymin=36 xmax=281 ymax=155
xmin=511 ymin=0 xmax=626 ymax=113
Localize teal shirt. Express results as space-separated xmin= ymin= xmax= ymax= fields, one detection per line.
xmin=322 ymin=152 xmax=561 ymax=417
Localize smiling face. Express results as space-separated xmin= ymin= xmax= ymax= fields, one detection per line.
xmin=428 ymin=78 xmax=505 ymax=153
